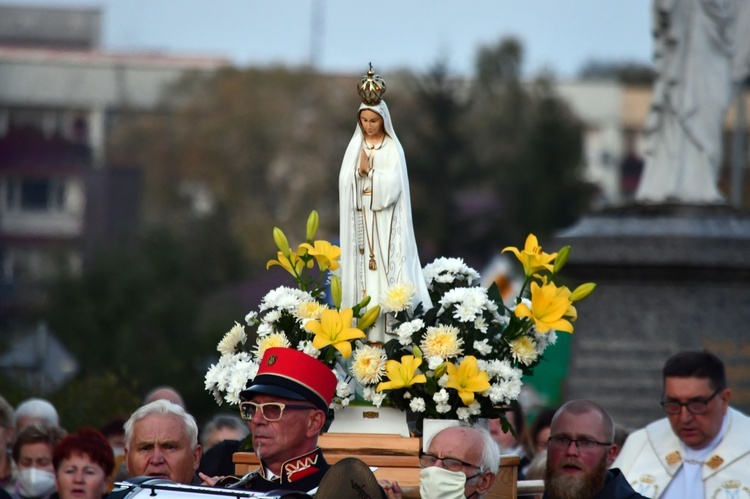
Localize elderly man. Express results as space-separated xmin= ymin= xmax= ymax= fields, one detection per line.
xmin=380 ymin=424 xmax=500 ymax=499
xmin=213 ymin=347 xmax=337 ymax=494
xmin=614 ymin=350 xmax=750 ymax=499
xmin=544 ymin=400 xmax=646 ymax=499
xmin=13 ymin=399 xmax=58 ymax=432
xmin=123 ymin=400 xmax=202 ymax=485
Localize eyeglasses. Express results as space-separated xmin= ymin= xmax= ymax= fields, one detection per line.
xmin=547 ymin=435 xmax=612 ymax=452
xmin=419 ymin=451 xmax=482 ymax=475
xmin=661 ymin=387 xmax=723 ymax=415
xmin=238 ymin=401 xmax=315 ymax=421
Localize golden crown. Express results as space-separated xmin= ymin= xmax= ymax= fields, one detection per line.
xmin=357 ymin=63 xmax=386 ymax=105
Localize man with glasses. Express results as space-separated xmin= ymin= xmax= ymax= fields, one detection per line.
xmin=544 ymin=400 xmax=646 ymax=499
xmin=379 ymin=425 xmax=500 ymax=499
xmin=213 ymin=347 xmax=337 ymax=495
xmin=614 ymin=350 xmax=750 ymax=498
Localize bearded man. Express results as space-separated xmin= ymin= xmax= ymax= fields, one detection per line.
xmin=543 ymin=400 xmax=646 ymax=499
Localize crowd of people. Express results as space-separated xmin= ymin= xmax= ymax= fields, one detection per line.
xmin=0 ymin=348 xmax=745 ymax=499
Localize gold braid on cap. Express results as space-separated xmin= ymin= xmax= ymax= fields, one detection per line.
xmin=357 ymin=63 xmax=386 ymax=105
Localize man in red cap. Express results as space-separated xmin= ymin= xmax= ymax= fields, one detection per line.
xmin=216 ymin=347 xmax=337 ymax=495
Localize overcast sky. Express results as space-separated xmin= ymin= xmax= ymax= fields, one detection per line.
xmin=19 ymin=0 xmax=654 ymax=78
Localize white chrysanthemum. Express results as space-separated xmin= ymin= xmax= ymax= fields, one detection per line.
xmin=433 ymin=388 xmax=450 ymax=404
xmin=257 ymin=322 xmax=274 ymax=337
xmin=350 ymin=345 xmax=387 ymax=384
xmin=297 ymin=340 xmax=321 ymax=357
xmin=224 ymin=359 xmax=259 ymax=405
xmin=263 ymin=310 xmax=281 ymax=324
xmin=456 ymin=407 xmax=471 ymax=421
xmin=210 ymin=388 xmax=223 ymax=405
xmin=409 ymin=397 xmax=426 ymax=412
xmin=245 ymin=311 xmax=258 ymax=325
xmin=380 ymin=283 xmax=417 ymax=313
xmin=420 ymin=325 xmax=463 ymax=360
xmin=295 ymin=300 xmax=328 ymax=326
xmin=473 ymin=339 xmax=493 ymax=356
xmin=427 ymin=356 xmax=444 ymax=370
xmin=217 ymin=322 xmax=247 ymax=356
xmin=453 ymin=303 xmax=479 ymax=322
xmin=260 ymin=287 xmax=312 ymax=312
xmin=204 ymin=363 xmax=221 ymax=391
xmin=510 ymin=337 xmax=539 ymax=365
xmin=254 ymin=332 xmax=291 ymax=359
xmin=423 ymin=257 xmax=480 ymax=288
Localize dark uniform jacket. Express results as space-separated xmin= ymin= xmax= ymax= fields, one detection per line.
xmin=220 ymin=448 xmax=329 ymax=495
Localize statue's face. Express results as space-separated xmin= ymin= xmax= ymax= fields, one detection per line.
xmin=359 ymin=110 xmax=384 ymax=138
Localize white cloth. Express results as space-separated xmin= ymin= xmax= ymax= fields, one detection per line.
xmin=338 ymin=100 xmax=432 ymax=342
xmin=635 ymin=0 xmax=739 ymax=204
xmin=661 ymin=415 xmax=727 ymax=499
xmin=614 ymin=408 xmax=750 ymax=499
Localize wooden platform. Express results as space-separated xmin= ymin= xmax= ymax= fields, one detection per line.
xmin=234 ymin=433 xmax=519 ymax=498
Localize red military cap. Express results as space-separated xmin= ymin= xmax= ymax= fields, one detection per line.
xmin=241 ymin=347 xmax=337 ymax=413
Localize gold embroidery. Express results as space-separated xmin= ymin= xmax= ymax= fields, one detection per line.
xmin=706 ymin=455 xmax=724 ymax=470
xmin=284 ymin=454 xmax=319 ymax=482
xmin=665 ymin=451 xmax=681 ymax=466
xmin=267 ymin=354 xmax=277 ymax=366
xmin=639 ymin=475 xmax=656 ymax=485
xmin=362 ymin=411 xmax=380 ymax=419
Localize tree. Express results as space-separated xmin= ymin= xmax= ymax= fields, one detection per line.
xmin=107 ymin=67 xmax=352 ymax=272
xmin=46 ymin=209 xmax=248 ymax=424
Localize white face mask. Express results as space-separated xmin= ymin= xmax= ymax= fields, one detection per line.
xmin=17 ymin=468 xmax=56 ymax=499
xmin=420 ymin=466 xmax=469 ymax=499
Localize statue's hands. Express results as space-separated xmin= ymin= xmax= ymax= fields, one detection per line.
xmin=359 ymin=149 xmax=370 ymax=176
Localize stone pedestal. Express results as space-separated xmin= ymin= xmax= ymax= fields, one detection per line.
xmin=554 ymin=204 xmax=750 ymax=428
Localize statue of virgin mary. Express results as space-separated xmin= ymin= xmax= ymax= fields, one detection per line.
xmin=338 ymin=66 xmax=432 ymax=342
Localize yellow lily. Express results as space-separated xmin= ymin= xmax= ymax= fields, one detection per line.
xmin=298 ymin=240 xmax=341 ymax=272
xmin=305 ymin=308 xmax=365 ymax=358
xmin=445 ymin=356 xmax=491 ymax=406
xmin=502 ymin=234 xmax=557 ymax=276
xmin=515 ymin=281 xmax=577 ymax=333
xmin=376 ymin=355 xmax=427 ymax=392
xmin=266 ymin=250 xmax=307 ymax=276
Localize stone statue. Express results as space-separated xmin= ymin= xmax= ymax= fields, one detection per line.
xmin=635 ymin=0 xmax=742 ymax=204
xmin=338 ymin=66 xmax=432 ymax=343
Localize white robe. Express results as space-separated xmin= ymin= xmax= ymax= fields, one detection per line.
xmin=338 ymin=100 xmax=432 ymax=343
xmin=635 ymin=0 xmax=738 ymax=204
xmin=613 ymin=408 xmax=750 ymax=499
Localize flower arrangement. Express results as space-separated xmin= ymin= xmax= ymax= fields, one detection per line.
xmin=204 ymin=211 xmax=379 ymax=410
xmin=348 ymin=235 xmax=596 ymax=425
xmin=204 ymin=211 xmax=596 ymax=430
